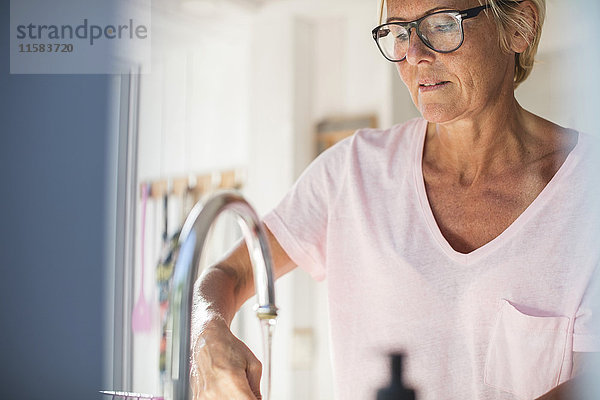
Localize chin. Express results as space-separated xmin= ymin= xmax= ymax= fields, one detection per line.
xmin=418 ymin=103 xmax=458 ymax=124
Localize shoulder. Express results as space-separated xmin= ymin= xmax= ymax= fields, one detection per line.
xmin=352 ymin=117 xmax=425 ymax=145
xmin=325 ymin=117 xmax=426 ymax=160
xmin=576 ymin=130 xmax=600 ymax=158
xmin=304 ymin=118 xmax=427 ymax=183
xmin=574 ymin=131 xmax=600 ymax=192
xmin=562 ymin=129 xmax=600 ymax=178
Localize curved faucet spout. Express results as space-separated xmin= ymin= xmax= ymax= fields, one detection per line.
xmin=166 ymin=190 xmax=278 ymax=400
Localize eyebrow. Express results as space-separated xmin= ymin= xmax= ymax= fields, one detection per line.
xmin=386 ymin=6 xmax=456 ymax=23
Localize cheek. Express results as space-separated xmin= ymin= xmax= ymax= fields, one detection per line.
xmin=458 ymin=26 xmax=510 ymax=85
xmin=396 ymin=64 xmax=418 ymax=99
xmin=459 ymin=49 xmax=510 ymax=98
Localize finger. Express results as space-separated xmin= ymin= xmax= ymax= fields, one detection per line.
xmin=196 ymin=358 xmax=260 ymax=400
xmin=220 ymin=369 xmax=262 ymax=400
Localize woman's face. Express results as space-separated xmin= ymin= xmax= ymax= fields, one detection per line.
xmin=387 ymin=0 xmax=516 ymax=124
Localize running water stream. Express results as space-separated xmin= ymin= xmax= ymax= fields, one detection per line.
xmin=260 ymin=318 xmax=277 ymax=399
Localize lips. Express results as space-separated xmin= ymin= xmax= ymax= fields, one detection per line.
xmin=420 ymin=82 xmax=447 ymax=87
xmin=418 ymin=80 xmax=450 ymax=92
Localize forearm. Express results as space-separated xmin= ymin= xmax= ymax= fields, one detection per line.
xmin=192 ymin=267 xmax=242 ymax=331
xmin=191 ymin=239 xmax=258 ymax=338
xmin=190 ymin=225 xmax=295 ymax=342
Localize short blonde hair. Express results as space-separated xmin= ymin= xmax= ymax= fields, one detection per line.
xmin=377 ymin=0 xmax=546 ymax=86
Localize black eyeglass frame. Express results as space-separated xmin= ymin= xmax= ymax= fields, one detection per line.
xmin=371 ymin=4 xmax=493 ymax=62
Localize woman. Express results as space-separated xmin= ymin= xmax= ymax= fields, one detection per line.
xmin=191 ymin=0 xmax=600 ymax=399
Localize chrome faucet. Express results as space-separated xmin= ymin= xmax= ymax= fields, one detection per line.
xmin=165 ymin=190 xmax=278 ymax=400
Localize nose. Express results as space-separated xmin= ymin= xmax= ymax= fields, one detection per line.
xmin=405 ymin=28 xmax=434 ymax=65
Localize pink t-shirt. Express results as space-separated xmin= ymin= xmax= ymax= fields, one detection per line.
xmin=263 ymin=118 xmax=600 ymax=400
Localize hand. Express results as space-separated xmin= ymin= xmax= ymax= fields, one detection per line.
xmin=191 ymin=318 xmax=262 ymax=399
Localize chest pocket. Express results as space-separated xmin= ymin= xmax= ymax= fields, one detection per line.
xmin=484 ymin=299 xmax=570 ymax=399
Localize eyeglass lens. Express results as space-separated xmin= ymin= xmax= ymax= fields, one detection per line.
xmin=377 ymin=13 xmax=463 ymax=61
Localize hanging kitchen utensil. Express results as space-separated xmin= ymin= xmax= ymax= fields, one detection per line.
xmin=156 ymin=180 xmax=191 ymax=386
xmin=132 ymin=182 xmax=152 ymax=333
xmin=156 ymin=190 xmax=178 ymax=384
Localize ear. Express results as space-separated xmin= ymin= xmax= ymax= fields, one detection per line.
xmin=509 ymin=0 xmax=539 ymax=54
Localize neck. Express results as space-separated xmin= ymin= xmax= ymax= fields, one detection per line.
xmin=424 ymin=97 xmax=533 ymax=184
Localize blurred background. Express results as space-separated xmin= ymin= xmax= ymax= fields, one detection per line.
xmin=1 ymin=0 xmax=599 ymax=399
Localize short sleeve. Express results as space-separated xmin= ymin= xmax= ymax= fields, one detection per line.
xmin=573 ymin=265 xmax=600 ymax=352
xmin=262 ymin=138 xmax=351 ymax=281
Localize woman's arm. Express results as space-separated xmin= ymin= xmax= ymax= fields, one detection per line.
xmin=192 ymin=225 xmax=295 ymax=326
xmin=190 ymin=225 xmax=296 ymax=399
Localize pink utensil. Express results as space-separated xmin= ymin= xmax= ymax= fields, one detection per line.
xmin=132 ymin=183 xmax=152 ymax=333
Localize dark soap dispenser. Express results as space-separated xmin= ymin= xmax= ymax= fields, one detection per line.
xmin=376 ymin=353 xmax=417 ymax=400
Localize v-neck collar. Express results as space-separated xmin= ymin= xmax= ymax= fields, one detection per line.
xmin=412 ymin=118 xmax=583 ymax=265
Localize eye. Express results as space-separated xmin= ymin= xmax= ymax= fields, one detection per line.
xmin=377 ymin=28 xmax=391 ymax=39
xmin=432 ymin=21 xmax=458 ymax=33
xmin=396 ymin=31 xmax=409 ymax=41
xmin=387 ymin=25 xmax=409 ymax=41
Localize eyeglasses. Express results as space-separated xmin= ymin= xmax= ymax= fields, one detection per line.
xmin=372 ymin=4 xmax=492 ymax=62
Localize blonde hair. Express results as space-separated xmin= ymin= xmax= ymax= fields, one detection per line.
xmin=377 ymin=0 xmax=546 ymax=86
